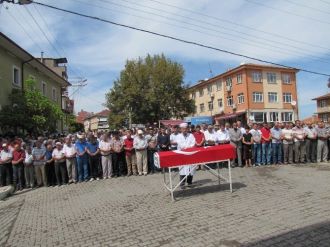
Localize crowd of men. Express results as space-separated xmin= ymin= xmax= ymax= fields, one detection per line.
xmin=0 ymin=119 xmax=329 ymax=192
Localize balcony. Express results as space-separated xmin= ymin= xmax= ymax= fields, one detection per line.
xmin=317 ymin=106 xmax=330 ymax=114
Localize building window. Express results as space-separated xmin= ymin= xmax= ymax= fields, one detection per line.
xmin=226 ymin=77 xmax=232 ymax=87
xmin=268 ymin=92 xmax=278 ymax=103
xmin=216 ymin=81 xmax=222 ymax=91
xmin=200 ymin=103 xmax=205 ymax=113
xmin=191 ymin=92 xmax=196 ymax=99
xmin=283 ymin=93 xmax=292 ymax=103
xmin=253 ymin=92 xmax=263 ymax=102
xmin=267 ymin=72 xmax=277 ymax=84
xmin=13 ymin=65 xmax=21 ymax=86
xmin=251 ymin=112 xmax=266 ymax=122
xmin=207 ymin=84 xmax=213 ymax=95
xmin=237 ymin=93 xmax=244 ymax=104
xmin=320 ymin=100 xmax=327 ymax=108
xmin=282 ymin=74 xmax=291 ymax=84
xmin=41 ymin=82 xmax=47 ymax=96
xmin=208 ymin=101 xmax=213 ymax=111
xmin=218 ymin=98 xmax=223 ymax=108
xmin=252 ymin=72 xmax=262 ymax=83
xmin=227 ymin=96 xmax=233 ymax=106
xmin=52 ymin=87 xmax=57 ymax=102
xmin=199 ymin=88 xmax=204 ymax=97
xmin=321 ymin=114 xmax=329 ymax=122
xmin=281 ymin=112 xmax=293 ymax=122
xmin=237 ymin=74 xmax=242 ymax=84
xmin=269 ymin=112 xmax=279 ymax=122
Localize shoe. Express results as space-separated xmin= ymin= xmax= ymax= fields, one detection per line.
xmin=89 ymin=178 xmax=94 ymax=182
xmin=143 ymin=173 xmax=147 ymax=176
xmin=96 ymin=178 xmax=100 ymax=181
xmin=103 ymin=177 xmax=107 ymax=180
xmin=139 ymin=173 xmax=143 ymax=176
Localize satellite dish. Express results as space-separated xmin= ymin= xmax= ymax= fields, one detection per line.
xmin=291 ymin=100 xmax=297 ymax=106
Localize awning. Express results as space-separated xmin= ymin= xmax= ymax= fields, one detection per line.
xmin=215 ymin=112 xmax=245 ymax=121
xmin=159 ymin=120 xmax=184 ymax=127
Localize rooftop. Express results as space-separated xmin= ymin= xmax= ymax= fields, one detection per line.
xmin=312 ymin=93 xmax=330 ymax=101
xmin=188 ymin=63 xmax=299 ymax=89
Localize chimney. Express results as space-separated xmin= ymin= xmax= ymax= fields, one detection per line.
xmin=41 ymin=51 xmax=44 ymax=63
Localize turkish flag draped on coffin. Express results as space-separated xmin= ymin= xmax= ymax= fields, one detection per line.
xmin=154 ymin=144 xmax=236 ymax=169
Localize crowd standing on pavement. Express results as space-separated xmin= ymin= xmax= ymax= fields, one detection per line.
xmin=0 ymin=119 xmax=329 ymax=192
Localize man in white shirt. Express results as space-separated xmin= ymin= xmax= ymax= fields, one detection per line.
xmin=249 ymin=123 xmax=262 ymax=166
xmin=237 ymin=121 xmax=246 ymax=135
xmin=133 ymin=129 xmax=149 ymax=175
xmin=169 ymin=126 xmax=180 ymax=150
xmin=304 ymin=122 xmax=317 ymax=163
xmin=216 ymin=125 xmax=230 ymax=144
xmin=52 ymin=142 xmax=67 ymax=186
xmin=177 ymin=123 xmax=196 ymax=188
xmin=204 ymin=125 xmax=218 ymax=146
xmin=63 ymin=137 xmax=77 ymax=183
xmin=281 ymin=122 xmax=294 ymax=164
xmin=0 ymin=143 xmax=13 ymax=186
xmin=99 ymin=133 xmax=113 ymax=179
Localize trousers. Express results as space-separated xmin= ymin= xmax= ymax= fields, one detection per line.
xmin=305 ymin=139 xmax=317 ymax=162
xmin=136 ymin=150 xmax=148 ymax=174
xmin=101 ymin=155 xmax=112 ymax=178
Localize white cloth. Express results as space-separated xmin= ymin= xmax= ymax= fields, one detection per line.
xmin=0 ymin=150 xmax=13 ymax=161
xmin=176 ymin=133 xmax=196 ymax=176
xmin=204 ymin=130 xmax=218 ymax=142
xmin=216 ymin=129 xmax=230 ymax=143
xmin=63 ymin=144 xmax=76 ymax=157
xmin=239 ymin=127 xmax=246 ymax=135
xmin=170 ymin=133 xmax=179 ymax=148
xmin=52 ymin=148 xmax=65 ymax=162
xmin=24 ymin=152 xmax=33 ymax=165
xmin=99 ymin=140 xmax=112 ymax=155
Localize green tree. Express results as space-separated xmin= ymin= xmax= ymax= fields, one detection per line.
xmin=0 ymin=77 xmax=64 ymax=135
xmin=105 ymin=54 xmax=195 ymax=129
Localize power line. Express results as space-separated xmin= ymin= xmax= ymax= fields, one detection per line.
xmin=32 ymin=4 xmax=84 ymax=78
xmin=29 ymin=1 xmax=330 ymax=77
xmin=319 ymin=0 xmax=330 ymax=5
xmin=103 ymin=0 xmax=330 ymax=61
xmin=244 ymin=0 xmax=330 ymax=25
xmin=285 ymin=0 xmax=330 ymax=15
xmin=23 ymin=5 xmax=63 ymax=58
xmin=71 ymin=0 xmax=330 ymax=64
xmin=147 ymin=0 xmax=330 ymax=52
xmin=4 ymin=6 xmax=43 ymax=52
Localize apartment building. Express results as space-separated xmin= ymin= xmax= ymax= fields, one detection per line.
xmin=188 ymin=63 xmax=299 ymax=125
xmin=0 ymin=32 xmax=71 ymax=132
xmin=312 ymin=93 xmax=330 ymax=122
xmin=84 ymin=109 xmax=110 ymax=132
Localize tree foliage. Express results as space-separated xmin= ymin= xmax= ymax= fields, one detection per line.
xmin=0 ymin=78 xmax=64 ymax=135
xmin=105 ymin=54 xmax=195 ymax=129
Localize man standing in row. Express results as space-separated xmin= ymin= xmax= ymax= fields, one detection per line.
xmin=177 ymin=123 xmax=196 ymax=188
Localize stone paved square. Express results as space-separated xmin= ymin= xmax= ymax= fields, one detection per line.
xmin=1 ymin=164 xmax=330 ymax=247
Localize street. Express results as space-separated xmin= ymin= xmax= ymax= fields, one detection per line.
xmin=1 ymin=164 xmax=330 ymax=247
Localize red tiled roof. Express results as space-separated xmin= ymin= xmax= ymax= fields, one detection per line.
xmin=312 ymin=93 xmax=330 ymax=101
xmin=76 ymin=110 xmax=92 ymax=124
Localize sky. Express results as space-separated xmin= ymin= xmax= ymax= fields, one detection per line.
xmin=1 ymin=0 xmax=330 ymax=119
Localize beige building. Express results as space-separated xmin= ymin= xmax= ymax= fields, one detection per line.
xmin=312 ymin=93 xmax=330 ymax=122
xmin=188 ymin=63 xmax=299 ymax=125
xmin=0 ymin=32 xmax=71 ymax=133
xmin=84 ymin=109 xmax=110 ymax=132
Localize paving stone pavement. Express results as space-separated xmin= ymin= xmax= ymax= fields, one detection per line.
xmin=1 ymin=164 xmax=330 ymax=247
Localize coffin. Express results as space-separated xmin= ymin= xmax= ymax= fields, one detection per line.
xmin=154 ymin=144 xmax=236 ymax=168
